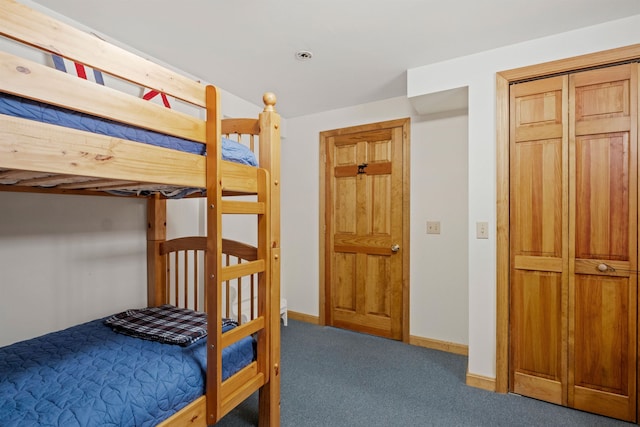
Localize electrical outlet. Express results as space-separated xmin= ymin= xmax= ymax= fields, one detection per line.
xmin=426 ymin=221 xmax=441 ymax=234
xmin=476 ymin=221 xmax=489 ymax=239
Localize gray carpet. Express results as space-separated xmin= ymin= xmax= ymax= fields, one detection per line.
xmin=215 ymin=319 xmax=632 ymax=426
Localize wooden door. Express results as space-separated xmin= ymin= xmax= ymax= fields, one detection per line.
xmin=510 ymin=75 xmax=569 ymax=405
xmin=568 ymin=64 xmax=637 ymax=421
xmin=321 ymin=119 xmax=409 ymax=340
xmin=509 ymin=63 xmax=638 ymax=422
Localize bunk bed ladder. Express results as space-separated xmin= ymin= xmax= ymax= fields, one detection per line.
xmin=204 ymin=84 xmax=224 ymax=424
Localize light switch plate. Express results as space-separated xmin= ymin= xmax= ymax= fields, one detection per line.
xmin=476 ymin=221 xmax=489 ymax=239
xmin=427 ymin=221 xmax=441 ymax=234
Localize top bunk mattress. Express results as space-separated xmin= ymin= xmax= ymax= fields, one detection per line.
xmin=0 ymin=92 xmax=258 ymax=167
xmin=0 ymin=316 xmax=255 ymax=427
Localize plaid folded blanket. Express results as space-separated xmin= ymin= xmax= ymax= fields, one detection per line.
xmin=104 ymin=304 xmax=238 ymax=346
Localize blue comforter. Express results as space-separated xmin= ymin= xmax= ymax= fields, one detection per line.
xmin=0 ymin=319 xmax=254 ymax=426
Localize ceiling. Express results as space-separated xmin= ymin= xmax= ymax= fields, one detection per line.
xmin=30 ymin=0 xmax=640 ymax=118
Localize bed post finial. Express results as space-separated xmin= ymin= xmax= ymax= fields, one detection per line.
xmin=263 ymin=92 xmax=277 ymax=112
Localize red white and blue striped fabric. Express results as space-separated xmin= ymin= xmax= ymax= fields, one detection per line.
xmin=142 ymin=89 xmax=172 ymax=108
xmin=51 ymin=54 xmax=104 ymax=85
xmin=51 ymin=54 xmax=171 ymax=108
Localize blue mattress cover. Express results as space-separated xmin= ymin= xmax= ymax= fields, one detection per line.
xmin=0 ymin=318 xmax=255 ymax=427
xmin=0 ymin=92 xmax=257 ymax=167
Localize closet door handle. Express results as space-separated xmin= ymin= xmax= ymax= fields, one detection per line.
xmin=597 ymin=263 xmax=614 ymax=272
xmin=391 ymin=244 xmax=400 ymax=253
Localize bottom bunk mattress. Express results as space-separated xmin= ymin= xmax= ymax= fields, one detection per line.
xmin=0 ymin=314 xmax=254 ymax=426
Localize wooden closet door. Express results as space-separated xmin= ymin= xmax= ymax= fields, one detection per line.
xmin=509 ymin=75 xmax=569 ymax=405
xmin=568 ymin=63 xmax=637 ymax=422
xmin=510 ymin=64 xmax=638 ymax=422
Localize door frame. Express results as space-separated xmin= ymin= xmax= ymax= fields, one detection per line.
xmin=495 ymin=44 xmax=640 ymax=394
xmin=318 ymin=118 xmax=411 ymax=342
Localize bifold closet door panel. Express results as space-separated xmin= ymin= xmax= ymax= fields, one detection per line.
xmin=568 ymin=63 xmax=638 ymax=422
xmin=509 ymin=75 xmax=569 ymax=405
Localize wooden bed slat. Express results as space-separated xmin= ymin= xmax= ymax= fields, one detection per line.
xmin=0 ymin=169 xmax=49 ymax=183
xmin=222 ymin=200 xmax=266 ymax=215
xmin=160 ymin=236 xmax=206 ymax=253
xmin=221 ymin=372 xmax=265 ymax=417
xmin=0 ymin=112 xmax=265 ymax=194
xmin=0 ymin=114 xmax=206 ymax=188
xmin=222 ymin=317 xmax=265 ymax=348
xmin=222 ymin=239 xmax=258 ymax=261
xmin=57 ymin=179 xmax=137 ymax=190
xmin=221 ymin=363 xmax=259 ymax=397
xmin=61 ymin=182 xmax=176 ymax=192
xmin=156 ymin=396 xmax=207 ymax=427
xmin=160 ymin=237 xmax=259 ymax=259
xmin=220 ymin=161 xmax=259 ymax=193
xmin=14 ymin=174 xmax=87 ymax=187
xmin=221 ymin=118 xmax=261 ymax=136
xmin=221 ymin=260 xmax=265 ymax=282
xmin=0 ymin=0 xmax=207 ymax=107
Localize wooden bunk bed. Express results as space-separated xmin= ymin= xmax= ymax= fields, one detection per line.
xmin=0 ymin=0 xmax=281 ymax=425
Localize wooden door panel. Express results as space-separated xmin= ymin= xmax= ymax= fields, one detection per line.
xmin=368 ymin=138 xmax=392 ymax=162
xmin=574 ymin=133 xmax=629 ymax=260
xmin=511 ymin=139 xmax=563 ymax=257
xmin=511 ymin=270 xmax=563 ymax=404
xmin=333 ymin=129 xmax=393 ymax=145
xmin=572 ymin=274 xmax=634 ymax=420
xmin=512 ymin=76 xmax=564 ymax=143
xmin=573 ymin=386 xmax=631 ymax=422
xmin=568 ymin=63 xmax=637 ymax=421
xmin=334 ymin=142 xmax=358 ymax=166
xmin=573 ymin=66 xmax=630 ymax=125
xmin=332 ymin=310 xmax=391 ymax=332
xmin=510 ymin=75 xmax=568 ymax=405
xmin=334 ymin=235 xmax=392 ymax=255
xmin=574 ymin=275 xmax=629 ymax=395
xmin=335 ymin=177 xmax=357 ymax=233
xmin=368 ymin=174 xmax=391 ymax=235
xmin=574 ymin=80 xmax=629 ymax=120
xmin=333 ymin=139 xmax=360 ymax=236
xmin=333 ymin=252 xmax=356 ymax=312
xmin=364 ymin=254 xmax=391 ymax=317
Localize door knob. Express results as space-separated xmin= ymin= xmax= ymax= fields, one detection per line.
xmin=597 ymin=263 xmax=614 ymax=272
xmin=391 ymin=244 xmax=400 ymax=253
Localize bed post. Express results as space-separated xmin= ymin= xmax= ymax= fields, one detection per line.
xmin=258 ymin=92 xmax=282 ymax=426
xmin=147 ymin=195 xmax=167 ymax=307
xmin=205 ymin=84 xmax=223 ymax=424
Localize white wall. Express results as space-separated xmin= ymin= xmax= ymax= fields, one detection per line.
xmin=282 ymin=96 xmax=469 ymax=345
xmin=0 ymin=193 xmax=148 ymax=347
xmin=407 ymin=15 xmax=640 ymax=379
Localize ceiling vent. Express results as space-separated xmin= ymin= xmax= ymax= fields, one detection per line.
xmin=295 ymin=50 xmax=313 ymax=61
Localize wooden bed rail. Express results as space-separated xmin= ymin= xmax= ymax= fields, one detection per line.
xmin=160 ymin=237 xmax=257 ymax=259
xmin=222 ymin=118 xmax=261 ymax=136
xmin=0 ymin=49 xmax=207 ymax=143
xmin=221 ymin=94 xmax=277 ymax=155
xmin=0 ymin=0 xmax=206 ymax=107
xmin=222 ymin=118 xmax=260 ymax=153
xmin=159 ymin=236 xmax=264 ymax=325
